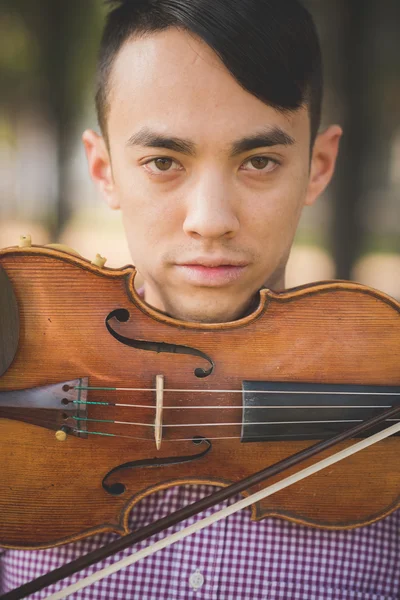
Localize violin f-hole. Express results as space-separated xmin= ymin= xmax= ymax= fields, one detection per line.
xmin=102 ymin=437 xmax=212 ymax=496
xmin=105 ymin=309 xmax=215 ymax=378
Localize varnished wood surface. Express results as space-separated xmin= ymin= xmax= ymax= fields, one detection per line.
xmin=0 ymin=245 xmax=399 ymax=548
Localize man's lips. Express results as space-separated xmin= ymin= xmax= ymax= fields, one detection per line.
xmin=174 ymin=263 xmax=248 ymax=286
xmin=177 ymin=258 xmax=249 ymax=268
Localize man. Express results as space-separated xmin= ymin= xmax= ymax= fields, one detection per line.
xmin=1 ymin=0 xmax=399 ymax=598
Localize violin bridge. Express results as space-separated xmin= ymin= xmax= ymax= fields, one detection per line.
xmin=154 ymin=374 xmax=164 ymax=450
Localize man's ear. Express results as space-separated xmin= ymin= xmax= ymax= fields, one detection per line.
xmin=82 ymin=129 xmax=120 ymax=210
xmin=305 ymin=125 xmax=343 ymax=207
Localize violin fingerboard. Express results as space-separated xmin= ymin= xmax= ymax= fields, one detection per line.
xmin=241 ymin=380 xmax=400 ymax=442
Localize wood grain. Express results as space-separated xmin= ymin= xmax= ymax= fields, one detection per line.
xmin=0 ymin=245 xmax=399 ymax=548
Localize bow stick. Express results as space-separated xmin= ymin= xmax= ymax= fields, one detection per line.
xmin=49 ymin=418 xmax=400 ymax=600
xmin=2 ymin=404 xmax=400 ymax=600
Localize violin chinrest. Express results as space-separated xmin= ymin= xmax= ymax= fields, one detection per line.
xmin=0 ymin=265 xmax=19 ymax=377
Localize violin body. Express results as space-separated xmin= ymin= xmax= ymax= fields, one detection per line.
xmin=0 ymin=245 xmax=399 ymax=549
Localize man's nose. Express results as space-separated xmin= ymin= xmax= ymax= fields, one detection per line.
xmin=182 ymin=174 xmax=240 ymax=240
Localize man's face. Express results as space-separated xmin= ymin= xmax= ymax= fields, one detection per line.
xmin=84 ymin=28 xmax=341 ymax=323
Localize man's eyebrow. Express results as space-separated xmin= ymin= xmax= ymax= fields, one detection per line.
xmin=126 ymin=126 xmax=295 ymax=157
xmin=126 ymin=128 xmax=196 ymax=156
xmin=229 ymin=127 xmax=295 ymax=156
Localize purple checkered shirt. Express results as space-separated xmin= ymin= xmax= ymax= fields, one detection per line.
xmin=1 ymin=485 xmax=399 ymax=599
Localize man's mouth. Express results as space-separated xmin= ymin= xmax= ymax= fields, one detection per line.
xmin=175 ymin=258 xmax=249 ymax=286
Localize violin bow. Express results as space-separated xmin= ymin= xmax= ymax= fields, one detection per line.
xmin=2 ymin=404 xmax=400 ymax=600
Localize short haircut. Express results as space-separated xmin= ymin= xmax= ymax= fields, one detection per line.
xmin=96 ymin=0 xmax=323 ymax=146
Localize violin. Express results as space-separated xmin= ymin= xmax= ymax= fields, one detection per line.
xmin=0 ymin=239 xmax=399 ymax=556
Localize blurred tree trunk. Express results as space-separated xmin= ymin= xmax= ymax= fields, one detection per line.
xmin=330 ymin=0 xmax=372 ymax=279
xmin=17 ymin=0 xmax=101 ymax=239
xmin=33 ymin=1 xmax=75 ymax=240
xmin=33 ymin=0 xmax=100 ymax=240
xmin=331 ymin=0 xmax=394 ymax=279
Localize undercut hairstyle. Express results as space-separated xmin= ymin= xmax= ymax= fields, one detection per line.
xmin=96 ymin=0 xmax=323 ymax=146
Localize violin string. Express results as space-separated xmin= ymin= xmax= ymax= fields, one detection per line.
xmin=73 ymin=429 xmax=306 ymax=442
xmin=74 ymin=385 xmax=400 ymax=397
xmin=72 ymin=416 xmax=400 ymax=441
xmin=69 ymin=385 xmax=400 ymax=439
xmin=73 ymin=429 xmax=244 ymax=441
xmin=71 ymin=429 xmax=364 ymax=442
xmin=71 ymin=400 xmax=393 ymax=410
xmin=72 ymin=416 xmax=400 ymax=429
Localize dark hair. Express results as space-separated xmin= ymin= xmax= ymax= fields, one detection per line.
xmin=96 ymin=0 xmax=323 ymax=145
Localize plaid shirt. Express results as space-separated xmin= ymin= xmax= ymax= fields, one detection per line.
xmin=1 ymin=484 xmax=399 ymax=600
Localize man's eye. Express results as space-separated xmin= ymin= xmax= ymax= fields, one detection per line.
xmin=143 ymin=157 xmax=181 ymax=173
xmin=142 ymin=156 xmax=278 ymax=175
xmin=242 ymin=157 xmax=278 ymax=172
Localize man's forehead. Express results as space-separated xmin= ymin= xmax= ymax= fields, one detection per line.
xmin=107 ymin=29 xmax=310 ymax=147
xmin=110 ymin=28 xmax=224 ymax=84
xmin=107 ymin=29 xmax=270 ymax=111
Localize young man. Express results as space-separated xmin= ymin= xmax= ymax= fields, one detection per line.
xmin=1 ymin=0 xmax=399 ymax=598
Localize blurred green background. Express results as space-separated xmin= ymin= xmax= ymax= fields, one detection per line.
xmin=0 ymin=0 xmax=399 ymax=296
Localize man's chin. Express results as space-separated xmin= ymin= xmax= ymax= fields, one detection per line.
xmin=163 ymin=290 xmax=258 ymax=324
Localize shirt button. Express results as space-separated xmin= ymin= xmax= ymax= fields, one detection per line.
xmin=189 ymin=570 xmax=205 ymax=590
